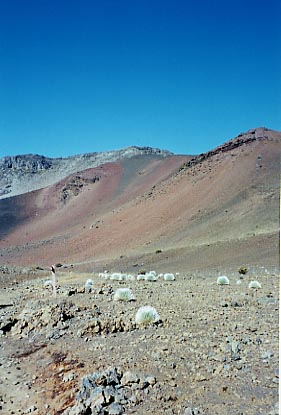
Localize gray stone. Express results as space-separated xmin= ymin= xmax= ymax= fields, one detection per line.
xmin=231 ymin=340 xmax=242 ymax=354
xmin=261 ymin=351 xmax=274 ymax=359
xmin=87 ymin=386 xmax=105 ymax=407
xmin=24 ymin=406 xmax=38 ymax=414
xmin=121 ymin=371 xmax=139 ymax=386
xmin=103 ymin=385 xmax=117 ymax=404
xmin=184 ymin=408 xmax=202 ymax=415
xmin=64 ymin=403 xmax=86 ymax=415
xmin=107 ymin=402 xmax=124 ymax=415
xmin=144 ymin=375 xmax=156 ymax=386
xmin=231 ymin=301 xmax=243 ymax=307
xmin=62 ymin=372 xmax=76 ymax=382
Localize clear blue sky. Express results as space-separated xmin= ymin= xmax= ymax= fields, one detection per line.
xmin=0 ymin=0 xmax=280 ymax=158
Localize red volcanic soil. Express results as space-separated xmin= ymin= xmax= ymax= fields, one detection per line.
xmin=0 ymin=128 xmax=280 ymax=273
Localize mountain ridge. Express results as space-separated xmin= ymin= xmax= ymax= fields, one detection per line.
xmin=0 ymin=126 xmax=279 ymax=270
xmin=0 ymin=146 xmax=173 ymax=199
xmin=1 ymin=126 xmax=279 ymax=200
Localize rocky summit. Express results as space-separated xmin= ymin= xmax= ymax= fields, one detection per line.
xmin=0 ymin=146 xmax=172 ymax=198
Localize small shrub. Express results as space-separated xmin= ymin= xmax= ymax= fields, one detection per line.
xmin=144 ymin=272 xmax=157 ymax=281
xmin=114 ymin=288 xmax=135 ymax=302
xmin=119 ymin=274 xmax=128 ymax=281
xmin=217 ymin=276 xmax=230 ymax=285
xmin=137 ymin=274 xmax=146 ymax=281
xmin=126 ymin=274 xmax=136 ymax=281
xmin=248 ymin=280 xmax=261 ymax=289
xmin=164 ymin=273 xmax=175 ymax=281
xmin=85 ymin=279 xmax=94 ymax=292
xmin=238 ymin=267 xmax=248 ymax=275
xmin=135 ymin=306 xmax=160 ymax=326
xmin=155 ymin=249 xmax=162 ymax=254
xmin=110 ymin=273 xmax=122 ymax=281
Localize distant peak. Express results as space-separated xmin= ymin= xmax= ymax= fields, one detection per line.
xmin=178 ymin=126 xmax=280 ymax=173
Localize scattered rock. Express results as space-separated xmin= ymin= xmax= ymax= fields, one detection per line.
xmin=184 ymin=407 xmax=204 ymax=415
xmin=63 ymin=367 xmax=157 ymax=414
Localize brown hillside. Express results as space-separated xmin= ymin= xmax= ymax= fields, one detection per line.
xmin=0 ymin=127 xmax=280 ymax=273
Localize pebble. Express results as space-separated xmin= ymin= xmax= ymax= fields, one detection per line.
xmin=24 ymin=406 xmax=37 ymax=414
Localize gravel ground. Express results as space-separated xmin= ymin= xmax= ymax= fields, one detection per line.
xmin=0 ymin=266 xmax=279 ymax=415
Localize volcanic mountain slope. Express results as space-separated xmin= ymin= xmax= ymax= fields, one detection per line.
xmin=0 ymin=146 xmax=172 ymax=198
xmin=0 ymin=127 xmax=280 ymax=271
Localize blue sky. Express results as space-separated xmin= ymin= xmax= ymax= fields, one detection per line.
xmin=0 ymin=0 xmax=280 ymax=158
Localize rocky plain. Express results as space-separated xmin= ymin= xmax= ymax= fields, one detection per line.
xmin=0 ymin=127 xmax=280 ymax=414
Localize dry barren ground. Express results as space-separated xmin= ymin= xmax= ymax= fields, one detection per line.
xmin=0 ymin=265 xmax=279 ymax=415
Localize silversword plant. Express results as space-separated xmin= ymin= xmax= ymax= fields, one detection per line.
xmin=114 ymin=288 xmax=135 ymax=302
xmin=85 ymin=279 xmax=94 ymax=293
xmin=164 ymin=273 xmax=175 ymax=281
xmin=248 ymin=280 xmax=261 ymax=289
xmin=217 ymin=276 xmax=230 ymax=285
xmin=135 ymin=306 xmax=160 ymax=326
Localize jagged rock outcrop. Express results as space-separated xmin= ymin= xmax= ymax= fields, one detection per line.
xmin=0 ymin=146 xmax=172 ymax=198
xmin=0 ymin=154 xmax=52 ymax=172
xmin=178 ymin=127 xmax=279 ymax=173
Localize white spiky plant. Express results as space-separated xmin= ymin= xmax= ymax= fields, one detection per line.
xmin=164 ymin=273 xmax=175 ymax=281
xmin=119 ymin=274 xmax=128 ymax=281
xmin=114 ymin=288 xmax=135 ymax=302
xmin=126 ymin=274 xmax=136 ymax=281
xmin=135 ymin=306 xmax=160 ymax=326
xmin=110 ymin=273 xmax=122 ymax=281
xmin=137 ymin=274 xmax=146 ymax=281
xmin=85 ymin=279 xmax=94 ymax=292
xmin=144 ymin=272 xmax=157 ymax=281
xmin=248 ymin=280 xmax=261 ymax=289
xmin=217 ymin=276 xmax=230 ymax=285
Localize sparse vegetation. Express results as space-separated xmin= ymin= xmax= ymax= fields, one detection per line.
xmin=249 ymin=280 xmax=261 ymax=289
xmin=85 ymin=279 xmax=94 ymax=292
xmin=217 ymin=276 xmax=230 ymax=285
xmin=110 ymin=273 xmax=123 ymax=281
xmin=135 ymin=306 xmax=160 ymax=326
xmin=114 ymin=288 xmax=135 ymax=302
xmin=163 ymin=273 xmax=175 ymax=281
xmin=144 ymin=272 xmax=157 ymax=281
xmin=137 ymin=274 xmax=146 ymax=281
xmin=126 ymin=274 xmax=136 ymax=281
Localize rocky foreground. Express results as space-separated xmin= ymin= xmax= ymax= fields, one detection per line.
xmin=0 ymin=265 xmax=279 ymax=415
